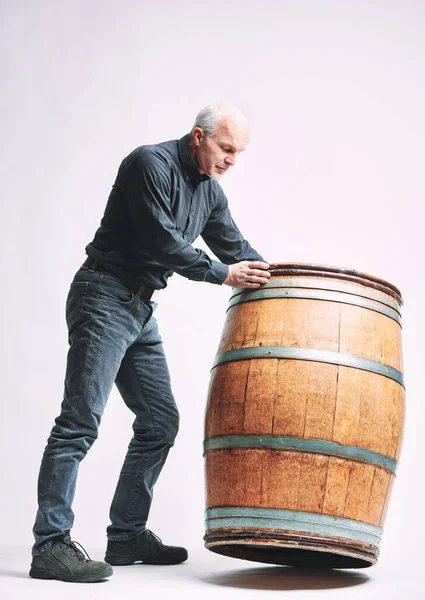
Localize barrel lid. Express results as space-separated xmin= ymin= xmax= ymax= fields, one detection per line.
xmin=268 ymin=262 xmax=403 ymax=306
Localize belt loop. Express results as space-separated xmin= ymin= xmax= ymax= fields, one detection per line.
xmin=134 ymin=283 xmax=155 ymax=303
xmin=83 ymin=257 xmax=99 ymax=270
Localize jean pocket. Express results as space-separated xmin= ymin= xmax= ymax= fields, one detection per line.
xmin=66 ymin=281 xmax=88 ymax=329
xmin=101 ymin=274 xmax=134 ymax=306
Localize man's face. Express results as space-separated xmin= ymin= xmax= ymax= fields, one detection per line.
xmin=191 ymin=118 xmax=250 ymax=180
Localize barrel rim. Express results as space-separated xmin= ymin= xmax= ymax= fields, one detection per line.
xmin=268 ymin=263 xmax=403 ymax=305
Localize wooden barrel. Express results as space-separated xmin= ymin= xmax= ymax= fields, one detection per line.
xmin=203 ymin=263 xmax=404 ymax=568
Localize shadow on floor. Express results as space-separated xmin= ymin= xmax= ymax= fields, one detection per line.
xmin=0 ymin=568 xmax=29 ymax=580
xmin=198 ymin=566 xmax=370 ymax=591
xmin=0 ymin=567 xmax=111 ymax=584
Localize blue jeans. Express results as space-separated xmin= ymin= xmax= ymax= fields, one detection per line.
xmin=32 ymin=266 xmax=179 ymax=553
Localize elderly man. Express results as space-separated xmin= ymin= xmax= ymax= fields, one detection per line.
xmin=30 ymin=103 xmax=270 ymax=582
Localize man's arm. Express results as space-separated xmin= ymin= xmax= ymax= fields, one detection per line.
xmin=122 ymin=150 xmax=228 ymax=284
xmin=201 ymin=185 xmax=266 ymax=263
xmin=201 ymin=186 xmax=270 ymax=288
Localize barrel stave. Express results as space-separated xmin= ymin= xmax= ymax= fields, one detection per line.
xmin=206 ymin=361 xmax=404 ymax=460
xmin=219 ymin=297 xmax=402 ymax=371
xmin=205 ymin=449 xmax=394 ymax=527
xmin=204 ymin=266 xmax=404 ymax=567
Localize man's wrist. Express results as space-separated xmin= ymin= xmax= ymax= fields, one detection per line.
xmin=205 ymin=261 xmax=229 ymax=285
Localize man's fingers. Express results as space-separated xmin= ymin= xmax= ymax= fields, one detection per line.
xmin=247 ymin=261 xmax=270 ymax=270
xmin=246 ymin=276 xmax=269 ymax=284
xmin=225 ymin=261 xmax=271 ymax=289
xmin=248 ymin=268 xmax=271 ymax=278
xmin=245 ymin=282 xmax=262 ymax=288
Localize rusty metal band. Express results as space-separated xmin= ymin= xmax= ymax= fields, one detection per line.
xmin=204 ymin=507 xmax=382 ymax=547
xmin=228 ymin=288 xmax=401 ymax=324
xmin=230 ymin=278 xmax=401 ymax=313
xmin=212 ymin=346 xmax=404 ymax=387
xmin=203 ymin=435 xmax=397 ymax=473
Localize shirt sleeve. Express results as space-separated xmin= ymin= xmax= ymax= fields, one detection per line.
xmin=201 ymin=184 xmax=266 ymax=265
xmin=121 ymin=150 xmax=229 ymax=284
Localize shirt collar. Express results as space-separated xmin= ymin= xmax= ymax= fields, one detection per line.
xmin=177 ymin=134 xmax=210 ymax=184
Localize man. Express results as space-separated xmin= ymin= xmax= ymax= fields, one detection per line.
xmin=30 ymin=102 xmax=270 ymax=582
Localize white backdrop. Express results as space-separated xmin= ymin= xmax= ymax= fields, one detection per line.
xmin=1 ymin=0 xmax=423 ymax=591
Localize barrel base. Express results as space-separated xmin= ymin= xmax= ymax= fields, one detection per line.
xmin=204 ymin=528 xmax=377 ymax=569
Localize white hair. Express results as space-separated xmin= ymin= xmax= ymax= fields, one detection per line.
xmin=192 ymin=104 xmax=222 ymax=137
xmin=192 ymin=102 xmax=249 ymax=138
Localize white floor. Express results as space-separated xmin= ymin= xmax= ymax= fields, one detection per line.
xmin=1 ymin=545 xmax=421 ymax=600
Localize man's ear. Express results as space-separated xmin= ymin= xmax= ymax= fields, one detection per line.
xmin=192 ymin=127 xmax=204 ymax=146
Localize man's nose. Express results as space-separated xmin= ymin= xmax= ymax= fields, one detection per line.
xmin=225 ymin=153 xmax=238 ymax=166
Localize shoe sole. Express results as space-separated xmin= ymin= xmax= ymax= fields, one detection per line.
xmin=29 ymin=565 xmax=113 ymax=583
xmin=105 ymin=553 xmax=187 ymax=566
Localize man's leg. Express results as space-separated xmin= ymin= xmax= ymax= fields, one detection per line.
xmin=107 ymin=311 xmax=179 ymax=539
xmin=32 ymin=269 xmax=152 ymax=553
xmin=105 ymin=311 xmax=186 ymax=564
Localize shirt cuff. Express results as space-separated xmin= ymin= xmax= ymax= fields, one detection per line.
xmin=204 ymin=260 xmax=229 ymax=285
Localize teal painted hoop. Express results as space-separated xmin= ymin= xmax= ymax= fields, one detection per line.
xmin=227 ymin=288 xmax=401 ymax=324
xmin=203 ymin=434 xmax=397 ymax=473
xmin=212 ymin=346 xmax=404 ymax=387
xmin=229 ymin=277 xmax=402 ymax=314
xmin=205 ymin=507 xmax=382 ymax=547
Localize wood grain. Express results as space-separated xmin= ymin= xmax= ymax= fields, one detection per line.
xmin=204 ymin=266 xmax=404 ymax=562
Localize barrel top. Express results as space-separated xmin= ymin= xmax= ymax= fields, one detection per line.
xmin=268 ymin=263 xmax=403 ymax=305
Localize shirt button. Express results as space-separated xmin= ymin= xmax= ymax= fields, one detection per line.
xmin=186 ymin=175 xmax=190 ymax=181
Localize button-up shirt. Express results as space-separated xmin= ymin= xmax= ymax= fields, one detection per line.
xmin=85 ymin=134 xmax=264 ymax=290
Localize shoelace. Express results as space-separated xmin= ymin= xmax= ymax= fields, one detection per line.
xmin=64 ymin=540 xmax=92 ymax=563
xmin=146 ymin=529 xmax=163 ymax=546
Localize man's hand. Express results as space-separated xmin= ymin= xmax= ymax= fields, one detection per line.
xmin=223 ymin=261 xmax=270 ymax=289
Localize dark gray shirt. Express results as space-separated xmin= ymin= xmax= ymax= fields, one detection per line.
xmin=86 ymin=134 xmax=264 ymax=290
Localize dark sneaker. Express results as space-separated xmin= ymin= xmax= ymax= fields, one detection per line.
xmin=30 ymin=535 xmax=113 ymax=583
xmin=105 ymin=529 xmax=188 ymax=566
